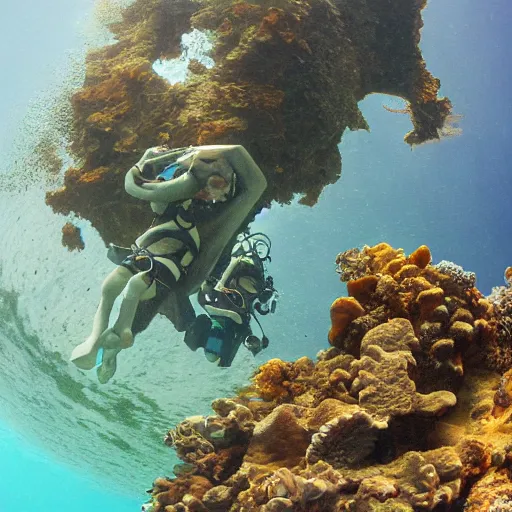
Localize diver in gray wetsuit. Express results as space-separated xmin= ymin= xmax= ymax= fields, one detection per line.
xmin=184 ymin=232 xmax=278 ymax=367
xmin=70 ymin=145 xmax=267 ymax=383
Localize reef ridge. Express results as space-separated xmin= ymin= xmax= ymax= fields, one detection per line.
xmin=144 ymin=243 xmax=512 ymax=512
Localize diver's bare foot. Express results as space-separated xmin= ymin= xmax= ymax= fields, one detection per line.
xmin=70 ymin=337 xmax=101 ymax=370
xmin=97 ymin=347 xmax=120 ymax=384
xmin=99 ymin=328 xmax=122 ymax=349
xmin=100 ymin=327 xmax=133 ymax=349
xmin=119 ymin=328 xmax=134 ymax=349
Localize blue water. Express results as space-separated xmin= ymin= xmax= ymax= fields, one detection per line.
xmin=0 ymin=421 xmax=141 ymax=511
xmin=1 ymin=0 xmax=511 ymax=510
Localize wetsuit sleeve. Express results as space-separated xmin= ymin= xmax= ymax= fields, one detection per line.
xmin=125 ymin=166 xmax=200 ymax=202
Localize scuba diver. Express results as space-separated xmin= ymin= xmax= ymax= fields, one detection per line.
xmin=70 ymin=144 xmax=267 ymax=383
xmin=184 ymin=232 xmax=278 ymax=367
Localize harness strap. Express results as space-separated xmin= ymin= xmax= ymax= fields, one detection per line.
xmin=140 ymin=228 xmax=199 ymax=259
xmin=126 ymin=247 xmax=183 ymax=290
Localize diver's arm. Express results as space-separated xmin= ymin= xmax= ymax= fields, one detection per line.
xmin=125 ymin=167 xmax=200 ymax=203
xmin=192 ymin=145 xmax=267 ymax=200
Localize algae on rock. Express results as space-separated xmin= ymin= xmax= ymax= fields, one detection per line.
xmin=46 ymin=0 xmax=453 ymax=246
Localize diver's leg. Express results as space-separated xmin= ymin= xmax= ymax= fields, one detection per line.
xmin=70 ymin=266 xmax=133 ymax=370
xmin=96 ymin=271 xmax=156 ymax=384
xmin=99 ymin=270 xmax=156 ymax=350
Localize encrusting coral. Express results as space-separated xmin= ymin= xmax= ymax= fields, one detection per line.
xmin=45 ymin=0 xmax=453 ymax=247
xmin=144 ymin=243 xmax=512 ymax=512
xmin=486 ymin=267 xmax=512 ymax=372
xmin=61 ymin=222 xmax=84 ymax=251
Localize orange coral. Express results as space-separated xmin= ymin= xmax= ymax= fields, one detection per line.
xmin=150 ymin=243 xmax=512 ymax=512
xmin=464 ymin=468 xmax=512 ymax=512
xmin=61 ymin=222 xmax=84 ymax=252
xmin=493 ymin=368 xmax=512 ymax=416
xmin=328 ymin=297 xmax=365 ymax=348
xmin=505 ymin=266 xmax=512 ymax=285
xmin=408 ymin=245 xmax=432 ymax=269
xmin=150 ymin=475 xmax=213 ymax=511
xmin=252 ymin=359 xmax=294 ymax=402
xmin=366 ymin=243 xmax=404 ymax=274
xmin=416 ymin=287 xmax=445 ymax=317
xmin=347 ymin=275 xmax=379 ymax=303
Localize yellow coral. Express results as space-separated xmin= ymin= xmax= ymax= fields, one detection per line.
xmin=253 ymin=359 xmax=293 ymax=402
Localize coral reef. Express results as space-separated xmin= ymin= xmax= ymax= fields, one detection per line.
xmin=145 ymin=243 xmax=512 ymax=512
xmin=45 ymin=0 xmax=452 ymax=246
xmin=486 ymin=269 xmax=512 ymax=372
xmin=332 ymin=243 xmax=496 ymax=393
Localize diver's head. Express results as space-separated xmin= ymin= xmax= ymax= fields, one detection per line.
xmin=178 ymin=152 xmax=236 ymax=203
xmin=195 ymin=174 xmax=232 ymax=203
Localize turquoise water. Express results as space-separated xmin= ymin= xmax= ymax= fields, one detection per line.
xmin=1 ymin=0 xmax=511 ymax=510
xmin=0 ymin=421 xmax=141 ymax=511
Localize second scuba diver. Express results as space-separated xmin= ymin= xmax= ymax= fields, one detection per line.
xmin=70 ymin=144 xmax=267 ymax=383
xmin=184 ymin=232 xmax=278 ymax=367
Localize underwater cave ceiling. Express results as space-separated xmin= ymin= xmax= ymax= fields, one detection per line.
xmin=46 ymin=0 xmax=452 ymax=246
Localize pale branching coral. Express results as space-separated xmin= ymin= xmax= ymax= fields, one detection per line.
xmin=335 ymin=247 xmax=371 ymax=282
xmin=433 ymin=260 xmax=476 ymax=291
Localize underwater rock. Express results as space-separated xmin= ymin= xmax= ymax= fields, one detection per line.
xmin=45 ymin=0 xmax=452 ymax=246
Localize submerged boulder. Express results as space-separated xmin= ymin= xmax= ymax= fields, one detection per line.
xmin=46 ymin=0 xmax=453 ymax=246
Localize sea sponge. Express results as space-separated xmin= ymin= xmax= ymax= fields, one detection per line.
xmin=328 ymin=297 xmax=365 ymax=347
xmin=407 ymin=245 xmax=432 ymax=269
xmin=252 ymin=359 xmax=294 ymax=402
xmin=430 ymin=339 xmax=455 ymax=361
xmin=367 ymin=243 xmax=405 ymax=274
xmin=416 ymin=287 xmax=445 ymax=317
xmin=347 ymin=275 xmax=379 ymax=302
